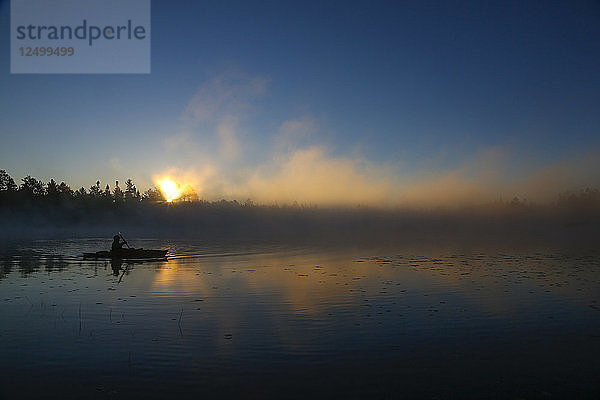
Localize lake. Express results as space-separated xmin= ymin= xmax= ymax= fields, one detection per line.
xmin=0 ymin=238 xmax=599 ymax=399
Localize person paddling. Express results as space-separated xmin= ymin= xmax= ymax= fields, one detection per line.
xmin=112 ymin=234 xmax=126 ymax=251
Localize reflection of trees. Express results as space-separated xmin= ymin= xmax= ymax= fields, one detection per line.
xmin=0 ymin=255 xmax=13 ymax=280
xmin=17 ymin=253 xmax=42 ymax=277
xmin=44 ymin=255 xmax=68 ymax=273
xmin=0 ymin=253 xmax=49 ymax=279
xmin=0 ymin=251 xmax=69 ymax=278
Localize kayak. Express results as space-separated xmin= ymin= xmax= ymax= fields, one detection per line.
xmin=83 ymin=248 xmax=168 ymax=260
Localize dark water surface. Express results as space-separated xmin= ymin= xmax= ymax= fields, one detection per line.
xmin=0 ymin=238 xmax=599 ymax=399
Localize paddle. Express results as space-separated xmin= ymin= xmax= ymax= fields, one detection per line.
xmin=118 ymin=232 xmax=132 ymax=249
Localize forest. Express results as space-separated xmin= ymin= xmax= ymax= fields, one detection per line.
xmin=1 ymin=169 xmax=599 ymax=243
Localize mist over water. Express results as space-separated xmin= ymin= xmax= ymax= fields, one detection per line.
xmin=157 ymin=71 xmax=600 ymax=208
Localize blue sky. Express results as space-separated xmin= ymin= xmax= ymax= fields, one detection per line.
xmin=1 ymin=0 xmax=599 ymax=205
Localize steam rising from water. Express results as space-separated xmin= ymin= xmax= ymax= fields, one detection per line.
xmin=155 ymin=71 xmax=600 ymax=208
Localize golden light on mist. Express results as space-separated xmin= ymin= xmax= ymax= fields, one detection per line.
xmin=157 ymin=177 xmax=183 ymax=202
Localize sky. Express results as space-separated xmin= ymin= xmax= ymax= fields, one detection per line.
xmin=0 ymin=0 xmax=599 ymax=206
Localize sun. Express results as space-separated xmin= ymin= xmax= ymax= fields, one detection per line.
xmin=157 ymin=177 xmax=182 ymax=202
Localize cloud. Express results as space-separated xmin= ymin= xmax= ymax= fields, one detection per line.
xmin=109 ymin=157 xmax=122 ymax=171
xmin=227 ymin=146 xmax=396 ymax=206
xmin=155 ymin=72 xmax=600 ymax=208
xmin=398 ymin=146 xmax=600 ymax=206
xmin=164 ymin=70 xmax=269 ymax=169
xmin=274 ymin=117 xmax=317 ymax=153
xmin=164 ymin=130 xmax=192 ymax=152
xmin=512 ymin=149 xmax=600 ymax=202
xmin=217 ymin=117 xmax=240 ymax=161
xmin=183 ymin=70 xmax=268 ymax=125
xmin=222 ymin=144 xmax=600 ymax=208
xmin=155 ymin=143 xmax=600 ymax=207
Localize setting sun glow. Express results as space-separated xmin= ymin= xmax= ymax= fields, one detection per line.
xmin=157 ymin=178 xmax=182 ymax=202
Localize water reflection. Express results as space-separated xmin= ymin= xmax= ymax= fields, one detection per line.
xmin=0 ymin=253 xmax=70 ymax=279
xmin=0 ymin=239 xmax=598 ymax=398
xmin=111 ymin=259 xmax=123 ymax=277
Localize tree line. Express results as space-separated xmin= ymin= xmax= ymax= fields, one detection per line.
xmin=1 ymin=169 xmax=599 ymax=211
xmin=0 ymin=169 xmax=164 ymax=207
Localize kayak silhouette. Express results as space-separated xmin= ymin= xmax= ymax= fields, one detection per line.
xmin=83 ymin=248 xmax=168 ymax=260
xmin=83 ymin=233 xmax=167 ymax=260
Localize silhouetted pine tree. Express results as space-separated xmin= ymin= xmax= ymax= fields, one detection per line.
xmin=142 ymin=187 xmax=164 ymax=202
xmin=0 ymin=170 xmax=17 ymax=192
xmin=113 ymin=181 xmax=124 ymax=204
xmin=124 ymin=179 xmax=140 ymax=203
xmin=89 ymin=180 xmax=102 ymax=198
xmin=20 ymin=176 xmax=45 ymax=199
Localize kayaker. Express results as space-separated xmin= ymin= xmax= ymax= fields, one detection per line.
xmin=111 ymin=235 xmax=126 ymax=251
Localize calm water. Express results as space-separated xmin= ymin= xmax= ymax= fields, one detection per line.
xmin=0 ymin=238 xmax=599 ymax=399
